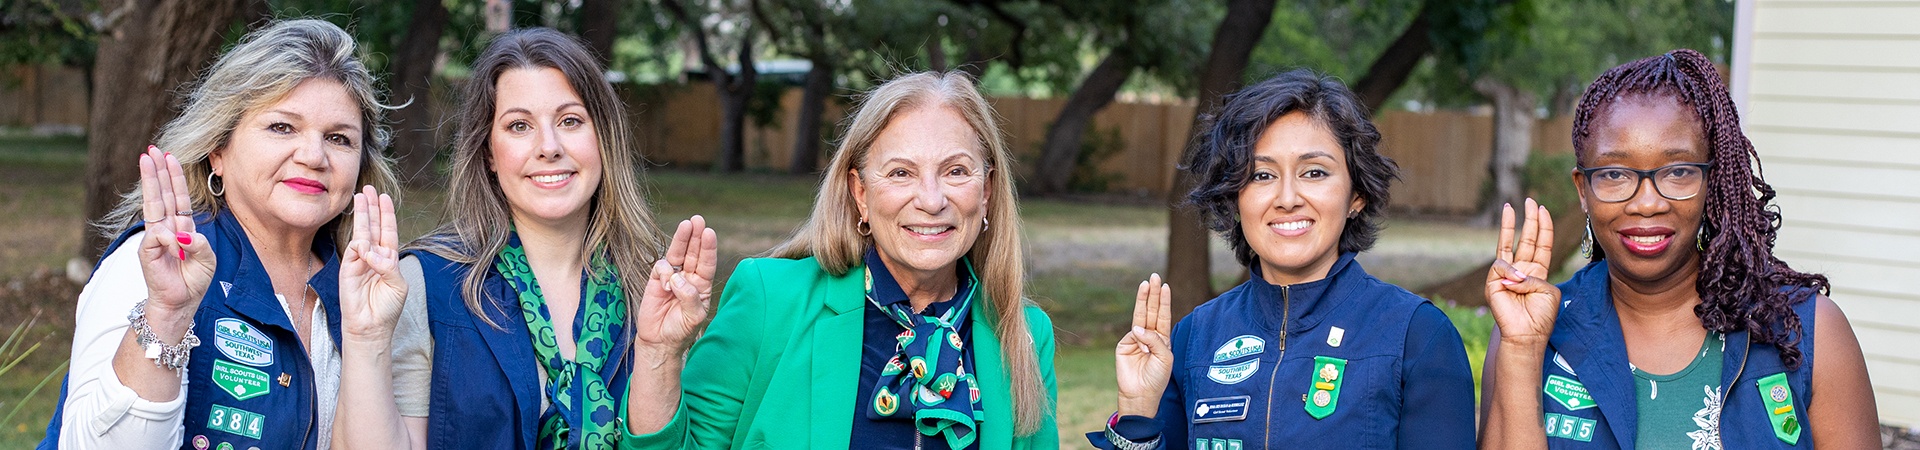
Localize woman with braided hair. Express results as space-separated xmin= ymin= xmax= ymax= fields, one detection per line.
xmin=1478 ymin=50 xmax=1881 ymax=449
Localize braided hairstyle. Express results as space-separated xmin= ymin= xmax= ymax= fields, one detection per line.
xmin=1571 ymin=49 xmax=1830 ymax=369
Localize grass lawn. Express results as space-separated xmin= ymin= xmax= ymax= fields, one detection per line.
xmin=0 ymin=136 xmax=1496 ymax=448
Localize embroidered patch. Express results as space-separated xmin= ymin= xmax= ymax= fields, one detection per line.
xmin=1212 ymin=335 xmax=1264 ymax=363
xmin=212 ymin=319 xmax=273 ymax=367
xmin=1544 ymin=413 xmax=1596 ymax=442
xmin=1207 ymin=359 xmax=1260 ymax=384
xmin=1195 ymin=438 xmax=1242 ymax=450
xmin=1327 ymin=326 xmax=1345 ymax=347
xmin=1756 ymin=373 xmax=1801 ymax=445
xmin=211 ymin=360 xmax=270 ymax=400
xmin=1544 ymin=375 xmax=1597 ymax=411
xmin=1192 ymin=396 xmax=1251 ymax=424
xmin=207 ymin=404 xmax=264 ymax=439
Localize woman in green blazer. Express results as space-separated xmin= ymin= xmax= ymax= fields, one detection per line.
xmin=619 ymin=71 xmax=1058 ymax=450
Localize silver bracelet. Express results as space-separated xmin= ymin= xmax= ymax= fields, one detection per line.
xmin=1105 ymin=422 xmax=1162 ymax=450
xmin=128 ymin=299 xmax=200 ymax=373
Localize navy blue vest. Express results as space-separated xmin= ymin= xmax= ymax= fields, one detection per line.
xmin=1537 ymin=261 xmax=1819 ymax=449
xmin=39 ymin=211 xmax=344 ymax=450
xmin=1094 ymin=253 xmax=1477 ymax=449
xmin=404 ymin=249 xmax=635 ymax=450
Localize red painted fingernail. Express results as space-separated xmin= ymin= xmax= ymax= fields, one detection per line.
xmin=178 ymin=249 xmax=186 ymax=261
xmin=176 ymin=232 xmax=191 ymax=245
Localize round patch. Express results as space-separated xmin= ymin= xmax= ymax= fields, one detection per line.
xmin=1312 ymin=390 xmax=1331 ymax=407
xmin=933 ymin=374 xmax=957 ymax=398
xmin=216 ymin=443 xmax=234 ymax=450
xmin=909 ymin=357 xmax=928 ymax=378
xmin=1770 ymin=385 xmax=1788 ymax=403
xmin=874 ymin=387 xmax=899 ymax=416
xmin=193 ymin=435 xmax=209 ymax=450
xmin=1319 ymin=364 xmax=1338 ymax=382
xmin=916 ymin=385 xmax=945 ymax=406
xmin=948 ymin=332 xmax=964 ymax=350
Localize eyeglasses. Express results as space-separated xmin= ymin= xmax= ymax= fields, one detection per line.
xmin=1578 ymin=162 xmax=1710 ymax=203
xmin=862 ymin=165 xmax=992 ymax=190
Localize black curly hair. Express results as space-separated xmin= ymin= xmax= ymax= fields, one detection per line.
xmin=1185 ymin=69 xmax=1400 ymax=269
xmin=1572 ymin=49 xmax=1831 ymax=370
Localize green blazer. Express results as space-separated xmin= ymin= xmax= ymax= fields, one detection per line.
xmin=623 ymin=256 xmax=1059 ymax=450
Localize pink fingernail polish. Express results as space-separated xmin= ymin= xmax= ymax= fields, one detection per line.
xmin=176 ymin=232 xmax=192 ymax=245
xmin=1500 ymin=278 xmax=1518 ymax=285
xmin=178 ymin=249 xmax=186 ymax=261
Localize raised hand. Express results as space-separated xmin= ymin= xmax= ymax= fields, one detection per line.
xmin=339 ymin=185 xmax=406 ymax=344
xmin=1484 ymin=198 xmax=1562 ymax=347
xmin=1115 ymin=273 xmax=1174 ymax=418
xmin=635 ymin=215 xmax=718 ymax=358
xmin=137 ymin=145 xmax=216 ymax=319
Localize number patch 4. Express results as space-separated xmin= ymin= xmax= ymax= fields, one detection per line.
xmin=1544 ymin=413 xmax=1596 ymax=442
xmin=207 ymin=404 xmax=265 ymax=439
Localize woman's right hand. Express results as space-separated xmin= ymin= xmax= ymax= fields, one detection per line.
xmin=339 ymin=186 xmax=406 ymax=345
xmin=137 ymin=145 xmax=215 ymax=322
xmin=1484 ymin=198 xmax=1561 ymax=348
xmin=635 ymin=215 xmax=718 ymax=360
xmin=1115 ymin=273 xmax=1174 ymax=418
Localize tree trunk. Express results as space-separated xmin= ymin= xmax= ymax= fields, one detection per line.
xmin=1166 ymin=0 xmax=1280 ymax=320
xmin=81 ymin=0 xmax=247 ymax=261
xmin=1473 ymin=77 xmax=1537 ymax=226
xmin=1351 ymin=2 xmax=1433 ymax=114
xmin=1032 ymin=51 xmax=1133 ymax=196
xmin=580 ymin=0 xmax=619 ymax=63
xmin=388 ymin=0 xmax=450 ymax=187
xmin=716 ymin=35 xmax=758 ymax=172
xmin=789 ymin=56 xmax=833 ymax=174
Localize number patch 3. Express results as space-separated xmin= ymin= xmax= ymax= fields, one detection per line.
xmin=207 ymin=404 xmax=265 ymax=439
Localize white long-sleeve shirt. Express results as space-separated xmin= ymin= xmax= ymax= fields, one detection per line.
xmin=59 ymin=231 xmax=341 ymax=449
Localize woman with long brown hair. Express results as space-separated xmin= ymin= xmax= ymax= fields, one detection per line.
xmin=330 ymin=28 xmax=716 ymax=450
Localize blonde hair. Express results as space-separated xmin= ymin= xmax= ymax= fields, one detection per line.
xmin=408 ymin=28 xmax=664 ymax=328
xmin=94 ymin=19 xmax=400 ymax=249
xmin=766 ymin=71 xmax=1048 ymax=435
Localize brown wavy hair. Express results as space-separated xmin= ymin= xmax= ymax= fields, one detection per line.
xmin=1571 ymin=49 xmax=1830 ymax=369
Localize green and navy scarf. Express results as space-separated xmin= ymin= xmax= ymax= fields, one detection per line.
xmin=863 ymin=258 xmax=985 ymax=449
xmin=495 ymin=234 xmax=625 ymax=450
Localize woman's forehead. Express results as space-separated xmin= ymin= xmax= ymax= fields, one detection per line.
xmin=866 ymin=106 xmax=984 ymax=166
xmin=1586 ymin=96 xmax=1708 ymax=164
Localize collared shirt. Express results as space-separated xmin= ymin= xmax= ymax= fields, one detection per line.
xmin=849 ymin=248 xmax=980 ymax=450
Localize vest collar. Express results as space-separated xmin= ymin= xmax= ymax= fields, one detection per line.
xmin=209 ymin=211 xmax=345 ymax=349
xmin=1248 ymin=252 xmax=1360 ymax=336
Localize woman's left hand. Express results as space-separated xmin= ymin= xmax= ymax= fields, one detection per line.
xmin=636 ymin=215 xmax=718 ymax=359
xmin=339 ymin=186 xmax=406 ymax=344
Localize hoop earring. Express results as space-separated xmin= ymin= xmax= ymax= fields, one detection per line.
xmin=857 ymin=219 xmax=871 ymax=236
xmin=207 ymin=172 xmax=224 ymax=197
xmin=1581 ymin=217 xmax=1594 ymax=259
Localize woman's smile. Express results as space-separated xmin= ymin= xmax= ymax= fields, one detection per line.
xmin=1268 ymin=216 xmax=1315 ymax=237
xmin=1617 ymin=226 xmax=1674 ymax=256
xmin=282 ymin=177 xmax=326 ymax=194
xmin=527 ymin=170 xmax=575 ymax=189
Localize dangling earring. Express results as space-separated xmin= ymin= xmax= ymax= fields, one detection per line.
xmin=207 ymin=172 xmax=225 ymax=197
xmin=1696 ymin=221 xmax=1710 ymax=252
xmin=982 ymin=217 xmax=990 ymax=232
xmin=1581 ymin=217 xmax=1594 ymax=259
xmin=857 ymin=218 xmax=871 ymax=236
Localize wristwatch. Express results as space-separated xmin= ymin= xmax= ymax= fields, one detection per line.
xmin=129 ymin=299 xmax=200 ymax=373
xmin=1105 ymin=412 xmax=1163 ymax=450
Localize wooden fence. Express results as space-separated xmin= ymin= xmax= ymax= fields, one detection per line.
xmin=1 ymin=69 xmax=1572 ymax=216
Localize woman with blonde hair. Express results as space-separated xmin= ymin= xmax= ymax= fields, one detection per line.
xmin=39 ymin=19 xmax=401 ymax=450
xmin=329 ymin=28 xmax=718 ymax=450
xmin=622 ymin=71 xmax=1058 ymax=450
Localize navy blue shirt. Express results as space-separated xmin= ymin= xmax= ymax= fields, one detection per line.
xmin=849 ymin=249 xmax=979 ymax=450
xmin=1092 ymin=253 xmax=1476 ymax=450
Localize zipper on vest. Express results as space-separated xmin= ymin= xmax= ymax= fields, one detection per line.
xmin=1715 ymin=336 xmax=1751 ymax=448
xmin=1263 ymin=284 xmax=1291 ymax=449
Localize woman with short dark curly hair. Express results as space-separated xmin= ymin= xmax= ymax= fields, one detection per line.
xmin=1090 ymin=69 xmax=1476 ymax=450
xmin=1479 ymin=49 xmax=1879 ymax=449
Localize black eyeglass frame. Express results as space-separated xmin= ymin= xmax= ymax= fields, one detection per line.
xmin=1576 ymin=162 xmax=1712 ymax=203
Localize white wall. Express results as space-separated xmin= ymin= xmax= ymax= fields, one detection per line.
xmin=1735 ymin=0 xmax=1920 ymax=428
